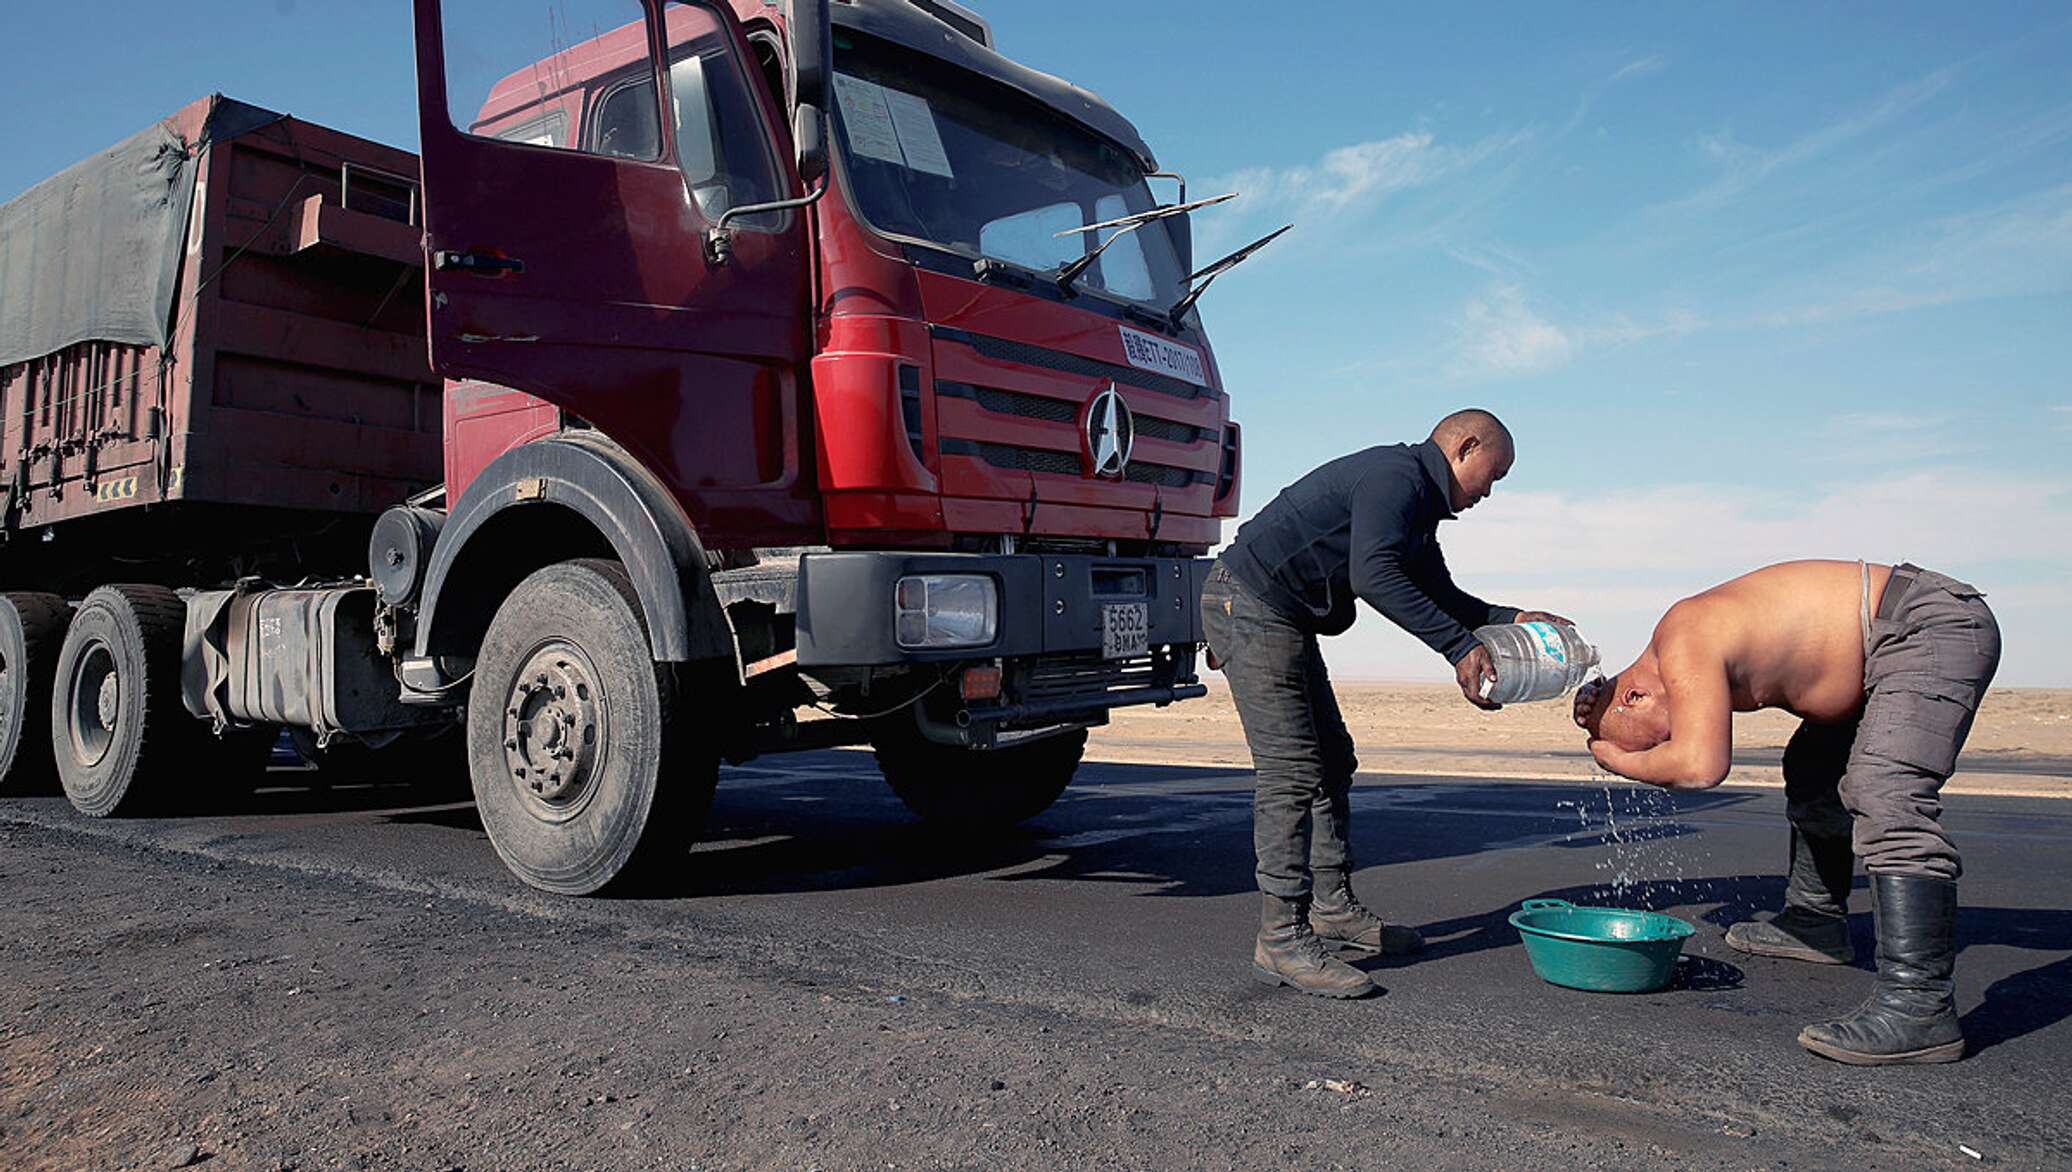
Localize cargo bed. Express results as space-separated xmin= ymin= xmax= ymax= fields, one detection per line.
xmin=0 ymin=95 xmax=438 ymax=590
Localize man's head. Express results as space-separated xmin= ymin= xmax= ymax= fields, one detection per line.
xmin=1429 ymin=408 xmax=1514 ymax=512
xmin=1577 ymin=663 xmax=1673 ymax=752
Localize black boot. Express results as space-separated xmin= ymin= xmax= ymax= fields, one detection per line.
xmin=1725 ymin=829 xmax=1856 ymax=964
xmin=1799 ymin=875 xmax=1964 ymax=1066
xmin=1309 ymin=869 xmax=1425 ymax=956
xmin=1253 ymin=894 xmax=1377 ymax=999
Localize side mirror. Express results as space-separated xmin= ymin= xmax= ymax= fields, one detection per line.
xmin=794 ymin=106 xmax=827 ymax=185
xmin=1167 ymin=213 xmax=1193 ymax=277
xmin=792 ymin=0 xmax=830 ymax=185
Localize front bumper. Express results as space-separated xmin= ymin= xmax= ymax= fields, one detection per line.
xmin=797 ymin=551 xmax=1211 ymax=746
xmin=795 ymin=551 xmax=1210 ymax=666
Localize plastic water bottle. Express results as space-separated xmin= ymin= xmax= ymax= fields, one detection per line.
xmin=1473 ymin=621 xmax=1600 ymax=704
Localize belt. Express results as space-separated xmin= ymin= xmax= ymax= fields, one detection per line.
xmin=1876 ymin=563 xmax=1921 ymax=621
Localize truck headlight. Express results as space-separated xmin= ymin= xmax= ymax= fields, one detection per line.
xmin=894 ymin=574 xmax=998 ymax=649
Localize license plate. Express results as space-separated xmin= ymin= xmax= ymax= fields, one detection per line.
xmin=1101 ymin=602 xmax=1150 ymax=659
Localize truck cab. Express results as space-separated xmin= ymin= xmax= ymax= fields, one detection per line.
xmin=408 ymin=0 xmax=1241 ymax=843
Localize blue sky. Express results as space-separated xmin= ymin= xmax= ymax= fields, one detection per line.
xmin=5 ymin=3 xmax=2068 ymax=683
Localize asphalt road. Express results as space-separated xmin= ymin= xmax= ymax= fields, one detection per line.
xmin=3 ymin=751 xmax=2068 ymax=1169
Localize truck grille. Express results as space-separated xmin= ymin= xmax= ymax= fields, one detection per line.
xmin=943 ymin=440 xmax=1079 ymax=476
xmin=1125 ymin=462 xmax=1211 ymax=488
xmin=1023 ymin=652 xmax=1161 ymax=703
xmin=1131 ymin=414 xmax=1214 ymax=445
xmin=941 ymin=440 xmax=1214 ymax=487
xmin=938 ymin=380 xmax=1215 ymax=445
xmin=968 ymin=384 xmax=1077 ymax=423
xmin=931 ymin=326 xmax=1211 ymax=401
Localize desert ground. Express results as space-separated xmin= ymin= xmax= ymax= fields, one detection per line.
xmin=2 ymin=687 xmax=2068 ymax=1169
xmin=1104 ymin=681 xmax=2072 ymax=796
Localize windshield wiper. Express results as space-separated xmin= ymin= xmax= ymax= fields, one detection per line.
xmin=1166 ymin=223 xmax=1292 ymax=329
xmin=1050 ymin=191 xmax=1237 ymax=297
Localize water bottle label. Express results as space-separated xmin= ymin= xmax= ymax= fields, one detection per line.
xmin=1522 ymin=621 xmax=1568 ymax=665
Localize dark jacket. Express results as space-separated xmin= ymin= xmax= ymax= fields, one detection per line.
xmin=1220 ymin=440 xmax=1515 ymax=663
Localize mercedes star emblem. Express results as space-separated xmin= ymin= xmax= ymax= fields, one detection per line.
xmin=1085 ymin=385 xmax=1135 ymax=478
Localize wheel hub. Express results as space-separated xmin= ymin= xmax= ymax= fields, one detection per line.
xmin=501 ymin=644 xmax=603 ymax=810
xmin=67 ymin=642 xmax=119 ymax=768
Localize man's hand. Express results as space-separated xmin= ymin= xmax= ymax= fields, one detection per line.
xmin=1455 ymin=644 xmax=1501 ymax=710
xmin=1573 ymin=676 xmax=1606 ymax=730
xmin=1515 ymin=609 xmax=1574 ymax=626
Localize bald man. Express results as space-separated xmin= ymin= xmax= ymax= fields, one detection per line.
xmin=1575 ymin=560 xmax=2001 ymax=1064
xmin=1202 ymin=409 xmax=1569 ymax=997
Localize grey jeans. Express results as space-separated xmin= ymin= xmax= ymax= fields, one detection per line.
xmin=1783 ymin=565 xmax=2002 ymax=881
xmin=1199 ymin=559 xmax=1358 ymax=901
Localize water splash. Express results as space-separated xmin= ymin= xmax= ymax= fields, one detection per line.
xmin=1559 ymin=765 xmax=1714 ymax=907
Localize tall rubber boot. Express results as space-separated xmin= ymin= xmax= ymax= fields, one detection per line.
xmin=1253 ymin=894 xmax=1376 ymax=999
xmin=1799 ymin=875 xmax=1964 ymax=1066
xmin=1309 ymin=869 xmax=1425 ymax=956
xmin=1725 ymin=829 xmax=1856 ymax=964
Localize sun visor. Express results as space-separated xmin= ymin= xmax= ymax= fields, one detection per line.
xmin=831 ymin=0 xmax=1157 ymax=173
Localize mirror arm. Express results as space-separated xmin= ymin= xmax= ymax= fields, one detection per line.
xmin=704 ymin=175 xmax=828 ymax=265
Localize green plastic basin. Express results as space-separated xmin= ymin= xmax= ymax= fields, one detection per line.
xmin=1508 ymin=898 xmax=1696 ymax=993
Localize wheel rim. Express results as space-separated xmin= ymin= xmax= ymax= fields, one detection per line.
xmin=67 ymin=641 xmax=119 ymax=768
xmin=0 ymin=643 xmax=14 ymax=745
xmin=498 ymin=640 xmax=607 ymax=823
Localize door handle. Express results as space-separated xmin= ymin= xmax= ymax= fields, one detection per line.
xmin=433 ymin=249 xmax=526 ymax=276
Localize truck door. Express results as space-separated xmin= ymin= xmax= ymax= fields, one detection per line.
xmin=414 ymin=0 xmax=818 ymax=543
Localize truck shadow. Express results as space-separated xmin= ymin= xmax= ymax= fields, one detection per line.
xmin=664 ymin=755 xmax=1763 ymax=901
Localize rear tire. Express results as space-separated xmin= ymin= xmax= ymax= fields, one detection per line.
xmin=0 ymin=593 xmax=71 ymax=794
xmin=50 ymin=585 xmax=195 ymax=817
xmin=873 ymin=726 xmax=1086 ymax=828
xmin=466 ymin=559 xmax=717 ymax=895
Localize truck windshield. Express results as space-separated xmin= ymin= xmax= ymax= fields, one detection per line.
xmin=831 ymin=34 xmax=1188 ymax=311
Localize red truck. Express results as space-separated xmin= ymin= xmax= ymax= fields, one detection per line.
xmin=0 ymin=0 xmax=1251 ymax=894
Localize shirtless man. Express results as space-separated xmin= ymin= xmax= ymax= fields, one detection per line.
xmin=1574 ymin=561 xmax=2000 ymax=1065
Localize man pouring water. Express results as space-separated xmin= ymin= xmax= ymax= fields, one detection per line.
xmin=1201 ymin=408 xmax=1573 ymax=998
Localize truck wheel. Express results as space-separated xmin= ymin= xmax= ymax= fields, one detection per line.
xmin=0 ymin=593 xmax=71 ymax=794
xmin=873 ymin=727 xmax=1087 ymax=828
xmin=49 ymin=585 xmax=194 ymax=817
xmin=466 ymin=559 xmax=716 ymax=895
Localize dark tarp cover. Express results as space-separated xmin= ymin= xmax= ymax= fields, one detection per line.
xmin=0 ymin=96 xmax=283 ymax=369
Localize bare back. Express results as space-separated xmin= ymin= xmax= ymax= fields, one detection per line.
xmin=1663 ymin=560 xmax=1890 ymax=723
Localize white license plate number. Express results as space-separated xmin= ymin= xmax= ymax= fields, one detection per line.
xmin=1102 ymin=603 xmax=1150 ymax=659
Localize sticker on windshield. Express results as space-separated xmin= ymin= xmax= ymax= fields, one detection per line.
xmin=884 ymin=89 xmax=954 ymax=179
xmin=833 ymin=74 xmax=904 ymax=166
xmin=1118 ymin=325 xmax=1207 ymax=385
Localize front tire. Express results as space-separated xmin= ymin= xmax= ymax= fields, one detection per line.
xmin=50 ymin=585 xmax=194 ymax=817
xmin=0 ymin=593 xmax=71 ymax=794
xmin=873 ymin=726 xmax=1087 ymax=828
xmin=466 ymin=560 xmax=717 ymax=895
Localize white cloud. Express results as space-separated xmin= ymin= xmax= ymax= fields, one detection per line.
xmin=1657 ymin=65 xmax=1957 ymax=215
xmin=1205 ymin=129 xmax=1526 ymax=229
xmin=1449 ymin=283 xmax=1573 ymax=378
xmin=1445 ymin=285 xmax=1702 ymax=380
xmin=1448 ymin=470 xmax=2072 ymax=579
xmin=1757 ymin=183 xmax=2072 ymax=326
xmin=1609 ymin=55 xmax=1668 ymax=84
xmin=1320 ymin=470 xmax=2072 ymax=686
xmin=1828 ymin=411 xmax=1949 ymax=433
